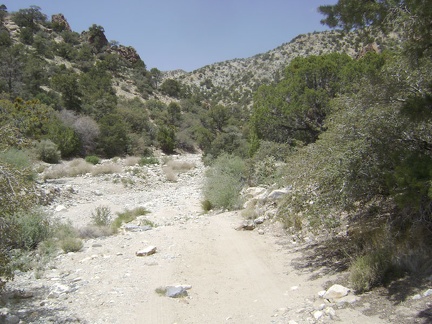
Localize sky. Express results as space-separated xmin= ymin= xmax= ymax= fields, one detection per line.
xmin=4 ymin=0 xmax=338 ymax=72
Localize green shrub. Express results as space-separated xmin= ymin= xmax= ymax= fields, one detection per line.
xmin=60 ymin=237 xmax=83 ymax=253
xmin=35 ymin=139 xmax=61 ymax=164
xmin=203 ymin=153 xmax=246 ymax=210
xmin=91 ymin=206 xmax=112 ymax=226
xmin=349 ymin=248 xmax=393 ymax=293
xmin=201 ymin=199 xmax=213 ymax=212
xmin=112 ymin=206 xmax=149 ymax=230
xmin=85 ymin=155 xmax=100 ymax=165
xmin=157 ymin=125 xmax=176 ymax=154
xmin=248 ymin=156 xmax=278 ymax=186
xmin=0 ymin=148 xmax=32 ymax=170
xmin=139 ymin=156 xmax=159 ymax=166
xmin=14 ymin=209 xmax=52 ymax=250
xmin=78 ymin=225 xmax=114 ymax=238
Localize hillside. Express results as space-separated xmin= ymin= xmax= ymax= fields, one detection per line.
xmin=165 ymin=30 xmax=388 ymax=106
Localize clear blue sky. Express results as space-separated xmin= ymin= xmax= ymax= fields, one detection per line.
xmin=4 ymin=0 xmax=337 ymax=72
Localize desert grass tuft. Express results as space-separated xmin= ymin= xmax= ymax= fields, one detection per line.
xmin=111 ymin=207 xmax=150 ymax=230
xmin=125 ymin=156 xmax=141 ymax=166
xmin=91 ymin=163 xmax=122 ymax=175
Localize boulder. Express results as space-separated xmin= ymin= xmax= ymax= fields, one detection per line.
xmin=323 ymin=284 xmax=350 ymax=300
xmin=267 ymin=186 xmax=292 ymax=200
xmin=51 ymin=14 xmax=71 ymax=32
xmin=235 ymin=220 xmax=255 ymax=231
xmin=136 ymin=246 xmax=157 ymax=256
xmin=110 ymin=45 xmax=142 ymax=64
xmin=254 ymin=216 xmax=265 ymax=224
xmin=165 ymin=285 xmax=191 ymax=298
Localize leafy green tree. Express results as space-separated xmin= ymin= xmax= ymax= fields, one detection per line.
xmin=0 ymin=44 xmax=25 ymax=97
xmin=167 ymin=102 xmax=182 ymax=127
xmin=0 ymin=4 xmax=7 ymax=22
xmin=208 ymin=104 xmax=229 ymax=132
xmin=51 ymin=70 xmax=82 ymax=111
xmin=98 ymin=113 xmax=129 ymax=157
xmin=251 ymin=53 xmax=352 ymax=145
xmin=79 ymin=63 xmax=117 ymax=119
xmin=19 ymin=27 xmax=34 ymax=45
xmin=0 ymin=98 xmax=53 ymax=140
xmin=87 ymin=24 xmax=108 ymax=53
xmin=157 ymin=125 xmax=176 ymax=154
xmin=11 ymin=6 xmax=47 ymax=30
xmin=45 ymin=121 xmax=82 ymax=158
xmin=150 ymin=68 xmax=162 ymax=89
xmin=318 ymin=0 xmax=432 ymax=59
xmin=161 ymin=79 xmax=182 ymax=98
xmin=0 ymin=28 xmax=12 ymax=47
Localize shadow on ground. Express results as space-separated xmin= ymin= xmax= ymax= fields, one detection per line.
xmin=288 ymin=236 xmax=432 ymax=324
xmin=0 ymin=286 xmax=81 ymax=323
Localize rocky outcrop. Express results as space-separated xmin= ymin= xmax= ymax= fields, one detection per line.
xmin=51 ymin=14 xmax=71 ymax=32
xmin=110 ymin=45 xmax=142 ymax=64
xmin=357 ymin=42 xmax=380 ymax=59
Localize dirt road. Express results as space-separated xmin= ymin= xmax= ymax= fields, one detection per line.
xmin=2 ymin=154 xmax=415 ymax=323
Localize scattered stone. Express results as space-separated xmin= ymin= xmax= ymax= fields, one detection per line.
xmin=323 ymin=284 xmax=350 ymax=300
xmin=4 ymin=314 xmax=20 ymax=324
xmin=267 ymin=187 xmax=291 ymax=200
xmin=318 ymin=290 xmax=327 ymax=298
xmin=313 ymin=310 xmax=324 ymax=320
xmin=258 ymin=229 xmax=265 ymax=235
xmin=165 ymin=285 xmax=192 ymax=298
xmin=55 ymin=205 xmax=67 ymax=212
xmin=123 ymin=224 xmax=152 ymax=232
xmin=423 ymin=289 xmax=432 ymax=297
xmin=136 ymin=246 xmax=157 ymax=256
xmin=412 ymin=294 xmax=422 ymax=300
xmin=235 ymin=220 xmax=255 ymax=231
xmin=336 ymin=294 xmax=360 ymax=306
xmin=92 ymin=190 xmax=103 ymax=196
xmin=254 ymin=216 xmax=265 ymax=224
xmin=48 ymin=283 xmax=71 ymax=299
xmin=92 ymin=243 xmax=102 ymax=248
xmin=325 ymin=307 xmax=336 ymax=317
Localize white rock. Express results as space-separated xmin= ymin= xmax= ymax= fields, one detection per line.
xmin=323 ymin=284 xmax=350 ymax=300
xmin=267 ymin=188 xmax=290 ymax=200
xmin=412 ymin=294 xmax=422 ymax=300
xmin=165 ymin=284 xmax=191 ymax=298
xmin=325 ymin=307 xmax=336 ymax=317
xmin=313 ymin=310 xmax=324 ymax=320
xmin=336 ymin=295 xmax=360 ymax=306
xmin=55 ymin=205 xmax=67 ymax=212
xmin=318 ymin=290 xmax=327 ymax=298
xmin=136 ymin=246 xmax=157 ymax=256
xmin=244 ymin=187 xmax=267 ymax=198
xmin=48 ymin=283 xmax=70 ymax=298
xmin=254 ymin=216 xmax=265 ymax=224
xmin=423 ymin=289 xmax=432 ymax=297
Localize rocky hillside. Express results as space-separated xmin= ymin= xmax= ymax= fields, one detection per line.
xmin=164 ymin=30 xmax=386 ymax=106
